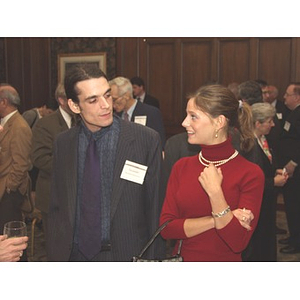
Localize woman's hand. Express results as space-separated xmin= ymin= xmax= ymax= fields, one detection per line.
xmin=232 ymin=208 xmax=254 ymax=231
xmin=274 ymin=169 xmax=288 ymax=187
xmin=198 ymin=164 xmax=223 ymax=197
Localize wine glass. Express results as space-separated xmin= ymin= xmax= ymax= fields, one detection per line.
xmin=3 ymin=221 xmax=27 ymax=238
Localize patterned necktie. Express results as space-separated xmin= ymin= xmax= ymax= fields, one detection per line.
xmin=137 ymin=97 xmax=141 ymax=102
xmin=123 ymin=111 xmax=130 ymax=121
xmin=78 ymin=137 xmax=102 ymax=260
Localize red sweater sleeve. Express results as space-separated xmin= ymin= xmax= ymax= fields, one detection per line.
xmin=216 ymin=164 xmax=265 ymax=252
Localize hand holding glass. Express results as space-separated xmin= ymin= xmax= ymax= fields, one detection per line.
xmin=3 ymin=221 xmax=27 ymax=238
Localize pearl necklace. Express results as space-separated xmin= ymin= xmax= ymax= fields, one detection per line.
xmin=198 ymin=150 xmax=239 ymax=167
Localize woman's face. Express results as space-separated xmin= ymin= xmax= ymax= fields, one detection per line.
xmin=182 ymin=98 xmax=219 ymax=145
xmin=255 ymin=117 xmax=275 ymax=137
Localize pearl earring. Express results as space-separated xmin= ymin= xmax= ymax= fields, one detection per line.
xmin=215 ymin=130 xmax=218 ymax=138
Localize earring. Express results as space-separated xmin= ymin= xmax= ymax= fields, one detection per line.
xmin=215 ymin=130 xmax=218 ymax=138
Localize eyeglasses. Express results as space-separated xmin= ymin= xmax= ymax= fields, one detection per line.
xmin=112 ymin=92 xmax=127 ymax=103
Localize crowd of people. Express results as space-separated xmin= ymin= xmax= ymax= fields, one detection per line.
xmin=1 ymin=64 xmax=300 ymax=262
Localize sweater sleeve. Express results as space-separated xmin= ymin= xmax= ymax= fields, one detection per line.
xmin=216 ymin=164 xmax=265 ymax=253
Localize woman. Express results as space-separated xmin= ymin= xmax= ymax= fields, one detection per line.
xmin=160 ymin=84 xmax=265 ymax=261
xmin=244 ymin=102 xmax=288 ymax=261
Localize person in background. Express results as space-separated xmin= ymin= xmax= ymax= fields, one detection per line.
xmin=278 ymin=82 xmax=300 ymax=254
xmin=130 ymin=76 xmax=160 ymax=109
xmin=243 ymin=103 xmax=288 ymax=261
xmin=0 ymin=83 xmax=32 ymax=262
xmin=47 ymin=64 xmax=165 ymax=261
xmin=238 ymin=80 xmax=263 ymax=105
xmin=31 ymin=83 xmax=75 ymax=258
xmin=110 ymin=76 xmax=166 ymax=149
xmin=22 ymin=102 xmax=56 ymax=129
xmin=0 ymin=235 xmax=28 ymax=262
xmin=22 ymin=101 xmax=57 ymax=215
xmin=227 ymin=82 xmax=239 ymax=99
xmin=160 ymin=84 xmax=264 ymax=261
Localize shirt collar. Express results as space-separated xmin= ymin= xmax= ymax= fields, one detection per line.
xmin=0 ymin=110 xmax=18 ymax=126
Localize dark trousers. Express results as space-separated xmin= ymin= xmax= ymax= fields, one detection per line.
xmin=0 ymin=190 xmax=28 ymax=261
xmin=283 ymin=174 xmax=300 ymax=248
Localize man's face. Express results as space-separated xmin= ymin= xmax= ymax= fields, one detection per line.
xmin=284 ymin=84 xmax=299 ymax=110
xmin=267 ymin=87 xmax=277 ymax=104
xmin=69 ymin=77 xmax=113 ymax=132
xmin=111 ymin=84 xmax=127 ymax=113
xmin=132 ymin=84 xmax=143 ymax=98
xmin=262 ymin=86 xmax=270 ymax=102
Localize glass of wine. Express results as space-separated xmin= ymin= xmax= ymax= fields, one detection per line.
xmin=3 ymin=221 xmax=27 ymax=238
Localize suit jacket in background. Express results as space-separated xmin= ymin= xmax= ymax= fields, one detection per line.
xmin=0 ymin=111 xmax=32 ymax=200
xmin=47 ymin=118 xmax=165 ymax=261
xmin=131 ymin=101 xmax=166 ymax=148
xmin=143 ymin=93 xmax=160 ymax=109
xmin=279 ymin=105 xmax=300 ymax=170
xmin=22 ymin=108 xmax=40 ymax=128
xmin=31 ymin=109 xmax=69 ymax=213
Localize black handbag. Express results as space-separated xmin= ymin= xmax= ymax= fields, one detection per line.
xmin=132 ymin=221 xmax=183 ymax=262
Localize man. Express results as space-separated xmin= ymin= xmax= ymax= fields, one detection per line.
xmin=130 ymin=76 xmax=160 ymax=108
xmin=238 ymin=80 xmax=263 ymax=105
xmin=22 ymin=102 xmax=56 ymax=129
xmin=278 ymin=83 xmax=300 ymax=254
xmin=111 ymin=76 xmax=166 ymax=149
xmin=0 ymin=84 xmax=32 ymax=261
xmin=47 ymin=65 xmax=165 ymax=261
xmin=266 ymin=85 xmax=290 ymax=126
xmin=31 ymin=83 xmax=74 ymax=255
xmin=23 ymin=102 xmax=56 ymax=209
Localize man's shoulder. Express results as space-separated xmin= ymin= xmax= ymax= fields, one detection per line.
xmin=135 ymin=101 xmax=161 ymax=115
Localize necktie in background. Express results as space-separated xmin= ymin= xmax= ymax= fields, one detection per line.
xmin=78 ymin=137 xmax=102 ymax=260
xmin=123 ymin=111 xmax=130 ymax=121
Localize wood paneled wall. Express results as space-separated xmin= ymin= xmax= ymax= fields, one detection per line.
xmin=3 ymin=38 xmax=51 ymax=113
xmin=117 ymin=37 xmax=300 ymax=139
xmin=2 ymin=37 xmax=300 ymax=139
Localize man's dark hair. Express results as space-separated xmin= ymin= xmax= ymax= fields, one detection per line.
xmin=255 ymin=79 xmax=268 ymax=88
xmin=238 ymin=80 xmax=263 ymax=106
xmin=130 ymin=76 xmax=145 ymax=87
xmin=64 ymin=64 xmax=107 ymax=104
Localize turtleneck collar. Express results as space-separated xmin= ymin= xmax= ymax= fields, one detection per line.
xmin=200 ymin=137 xmax=236 ymax=161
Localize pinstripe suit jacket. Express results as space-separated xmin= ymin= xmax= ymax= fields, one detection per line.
xmin=47 ymin=117 xmax=165 ymax=261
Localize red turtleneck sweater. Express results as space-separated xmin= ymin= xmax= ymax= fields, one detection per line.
xmin=160 ymin=138 xmax=264 ymax=261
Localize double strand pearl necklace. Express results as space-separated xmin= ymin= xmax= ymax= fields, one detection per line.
xmin=198 ymin=150 xmax=239 ymax=167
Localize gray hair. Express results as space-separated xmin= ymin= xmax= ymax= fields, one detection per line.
xmin=109 ymin=77 xmax=133 ymax=97
xmin=0 ymin=83 xmax=21 ymax=107
xmin=251 ymin=102 xmax=276 ymax=123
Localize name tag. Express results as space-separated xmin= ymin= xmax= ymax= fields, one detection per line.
xmin=276 ymin=113 xmax=282 ymax=120
xmin=284 ymin=121 xmax=291 ymax=132
xmin=134 ymin=116 xmax=147 ymax=126
xmin=120 ymin=160 xmax=148 ymax=185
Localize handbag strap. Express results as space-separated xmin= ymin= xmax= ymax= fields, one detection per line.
xmin=137 ymin=220 xmax=183 ymax=258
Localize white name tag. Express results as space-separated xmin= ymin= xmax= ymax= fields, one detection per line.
xmin=120 ymin=160 xmax=148 ymax=185
xmin=276 ymin=113 xmax=282 ymax=120
xmin=284 ymin=121 xmax=291 ymax=132
xmin=134 ymin=115 xmax=147 ymax=126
